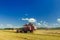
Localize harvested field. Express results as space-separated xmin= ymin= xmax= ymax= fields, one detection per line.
xmin=0 ymin=30 xmax=60 ymax=40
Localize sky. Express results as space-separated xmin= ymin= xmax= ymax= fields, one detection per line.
xmin=0 ymin=0 xmax=60 ymax=28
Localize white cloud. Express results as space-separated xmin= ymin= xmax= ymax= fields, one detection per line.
xmin=43 ymin=24 xmax=48 ymax=27
xmin=28 ymin=18 xmax=36 ymax=22
xmin=0 ymin=24 xmax=4 ymax=28
xmin=43 ymin=21 xmax=48 ymax=27
xmin=0 ymin=24 xmax=4 ymax=26
xmin=7 ymin=24 xmax=13 ymax=28
xmin=22 ymin=18 xmax=29 ymax=20
xmin=53 ymin=23 xmax=58 ymax=27
xmin=0 ymin=24 xmax=21 ymax=28
xmin=22 ymin=18 xmax=36 ymax=23
xmin=40 ymin=21 xmax=43 ymax=23
xmin=57 ymin=18 xmax=60 ymax=23
xmin=37 ymin=23 xmax=41 ymax=26
xmin=35 ymin=21 xmax=49 ymax=27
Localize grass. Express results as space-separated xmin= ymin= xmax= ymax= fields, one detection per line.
xmin=0 ymin=30 xmax=60 ymax=40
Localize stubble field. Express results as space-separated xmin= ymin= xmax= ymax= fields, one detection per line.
xmin=0 ymin=30 xmax=60 ymax=40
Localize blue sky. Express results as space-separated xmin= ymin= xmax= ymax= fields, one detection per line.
xmin=0 ymin=0 xmax=60 ymax=28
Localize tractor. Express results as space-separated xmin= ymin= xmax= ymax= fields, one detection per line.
xmin=16 ymin=23 xmax=37 ymax=33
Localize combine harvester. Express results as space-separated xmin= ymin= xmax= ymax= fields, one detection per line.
xmin=16 ymin=23 xmax=37 ymax=33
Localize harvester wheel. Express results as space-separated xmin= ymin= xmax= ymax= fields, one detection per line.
xmin=24 ymin=31 xmax=27 ymax=33
xmin=30 ymin=30 xmax=33 ymax=33
xmin=20 ymin=30 xmax=23 ymax=33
